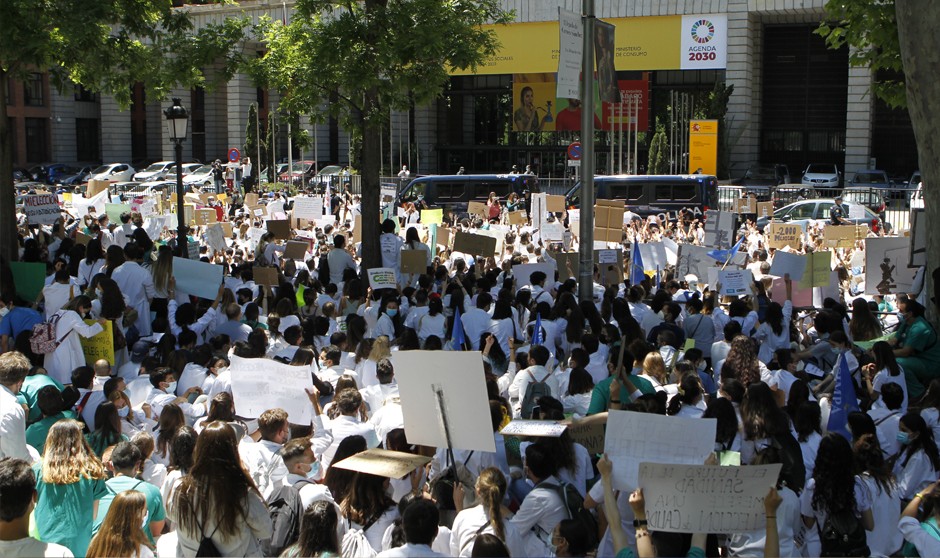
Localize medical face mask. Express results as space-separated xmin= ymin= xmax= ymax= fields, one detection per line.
xmin=0 ymin=307 xmax=9 ymax=319
xmin=897 ymin=432 xmax=912 ymax=445
xmin=306 ymin=461 xmax=321 ymax=479
xmin=165 ymin=381 xmax=177 ymax=394
xmin=118 ymin=406 xmax=130 ymax=418
xmin=386 ymin=308 xmax=398 ymax=317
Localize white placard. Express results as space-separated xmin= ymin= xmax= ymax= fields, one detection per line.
xmin=501 ymin=420 xmax=567 ymax=438
xmin=703 ymin=210 xmax=734 ymax=249
xmin=205 ymin=223 xmax=228 ymax=252
xmin=567 ymin=209 xmax=580 ymax=233
xmin=865 ymin=237 xmax=917 ymax=295
xmin=293 ymin=196 xmax=324 ymax=220
xmin=248 ymin=226 xmax=265 ymax=251
xmin=556 ymin=8 xmax=583 ymax=99
xmin=392 ymin=351 xmax=497 ymax=453
xmin=598 ymin=249 xmax=618 ymax=264
xmin=638 ymin=242 xmax=668 ymax=271
xmin=718 ymin=269 xmax=753 ymax=296
xmin=676 ymin=244 xmax=715 ymax=281
xmin=143 ymin=216 xmax=167 ymax=241
xmin=71 ymin=188 xmax=109 ymax=217
xmin=639 ymin=462 xmax=782 ymax=533
xmin=512 ymin=263 xmax=555 ymax=291
xmin=848 ymin=202 xmax=866 ymax=220
xmin=228 ymin=355 xmax=313 ymax=424
xmin=604 ymin=410 xmax=716 ymax=490
xmin=768 ymin=251 xmax=807 ymax=283
xmin=172 ymin=257 xmax=223 ymax=300
xmin=367 ymin=267 xmax=398 ymax=290
xmin=541 ymin=221 xmax=565 ymax=241
xmin=24 ymin=194 xmax=61 ymax=225
xmin=663 ymin=237 xmax=679 ymax=266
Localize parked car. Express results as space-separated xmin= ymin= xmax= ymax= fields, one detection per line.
xmin=801 ymin=163 xmax=841 ymax=194
xmin=260 ymin=163 xmax=289 ymax=181
xmin=87 ymin=163 xmax=135 ymax=183
xmin=39 ymin=163 xmax=83 ymax=185
xmin=279 ymin=160 xmax=317 ymax=185
xmin=755 ymin=198 xmax=889 ymax=234
xmin=180 ymin=163 xmax=204 ymax=177
xmin=849 ymin=169 xmax=890 ymax=189
xmin=59 ymin=165 xmax=94 ymax=186
xmin=734 ymin=164 xmax=790 ymax=187
xmin=120 ymin=180 xmax=175 ymax=201
xmin=133 ymin=161 xmax=177 ymax=182
xmin=840 ymin=187 xmax=890 ymax=231
xmin=182 ymin=164 xmax=215 ymax=187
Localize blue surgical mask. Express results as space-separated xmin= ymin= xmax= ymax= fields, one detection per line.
xmin=306 ymin=461 xmax=321 ymax=479
xmin=118 ymin=406 xmax=130 ymax=418
xmin=386 ymin=308 xmax=398 ymax=317
xmin=897 ymin=432 xmax=911 ymax=445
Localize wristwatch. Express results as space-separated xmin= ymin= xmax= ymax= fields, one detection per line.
xmin=633 ymin=519 xmax=648 ymax=527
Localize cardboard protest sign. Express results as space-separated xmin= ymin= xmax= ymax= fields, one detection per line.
xmin=220 ymin=222 xmax=234 ymax=238
xmin=767 ymin=223 xmax=801 ymax=250
xmin=283 ymin=241 xmax=308 ymax=261
xmin=593 ymin=199 xmax=625 ymax=243
xmin=400 ymin=250 xmax=427 ymax=275
xmin=228 ymin=355 xmax=313 ymax=424
xmin=332 ymin=449 xmax=431 ymax=479
xmin=392 ymin=351 xmax=496 ymax=453
xmin=639 ymin=463 xmax=782 ymax=533
xmin=293 ymin=196 xmax=324 ymax=220
xmin=604 ymin=410 xmax=716 ymax=489
xmin=194 ymin=208 xmax=217 ymax=226
xmin=500 ymin=420 xmax=567 ymax=438
xmin=799 ymin=251 xmax=832 ymax=288
xmin=253 ymin=266 xmax=279 ymax=287
xmin=733 ymin=196 xmax=757 ymax=214
xmin=768 ymin=251 xmax=807 ymax=283
xmin=566 ymin=418 xmax=606 ymax=455
xmin=703 ymin=210 xmax=734 ymax=249
xmin=436 ymin=227 xmax=451 ymax=250
xmin=467 ymin=201 xmax=488 ymax=217
xmin=421 ymin=208 xmax=443 ymax=225
xmin=80 ymin=320 xmax=114 ymax=365
xmin=10 ymin=262 xmax=46 ymax=302
xmin=85 ymin=180 xmax=109 ymax=198
xmin=756 ymin=201 xmax=774 ymax=219
xmin=245 ymin=193 xmax=259 ymax=207
xmin=507 ymin=210 xmax=527 ymax=226
xmin=513 ymin=263 xmax=555 ymax=290
xmin=352 ymin=215 xmax=362 ymax=244
xmin=554 ymin=252 xmax=580 ymax=282
xmin=173 ymin=257 xmax=223 ymax=299
xmin=23 ymin=194 xmax=60 ymax=225
xmin=541 ymin=221 xmax=565 ymax=242
xmin=546 ymin=194 xmax=566 ymax=213
xmin=865 ymin=237 xmax=916 ymax=295
xmin=909 ymin=208 xmax=926 ymax=268
xmin=266 ymin=219 xmax=291 ymax=240
xmin=597 ymin=249 xmax=624 ymax=285
xmin=717 ymin=269 xmax=754 ymax=296
xmin=824 ymin=225 xmax=867 ymax=248
xmin=75 ymin=231 xmax=91 ymax=246
xmin=452 ymin=231 xmax=497 ymax=257
xmin=367 ymin=268 xmax=398 ymax=290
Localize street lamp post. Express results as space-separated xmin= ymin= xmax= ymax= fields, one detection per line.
xmin=164 ymin=98 xmax=189 ymax=258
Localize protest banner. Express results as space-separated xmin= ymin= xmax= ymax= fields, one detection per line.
xmin=703 ymin=210 xmax=733 ymax=249
xmin=332 ymin=449 xmax=431 ymax=479
xmin=400 ymin=250 xmax=427 ymax=275
xmin=266 ymin=219 xmax=291 ymax=240
xmin=638 ymin=242 xmax=668 ymax=271
xmin=566 ymin=418 xmax=606 ymax=455
xmin=228 ymin=355 xmax=313 ymax=424
xmin=381 ymin=184 xmax=398 ymax=203
xmin=594 ymin=199 xmax=625 ymax=243
xmin=253 ymin=267 xmax=279 ymax=287
xmin=500 ymin=420 xmax=567 ymax=438
xmin=676 ymin=244 xmax=714 ymax=282
xmin=768 ymin=251 xmax=807 ymax=283
xmin=172 ymin=257 xmax=223 ymax=299
xmin=531 ymin=193 xmax=547 ymax=229
xmin=567 ymin=209 xmax=580 ymax=233
xmin=824 ymin=225 xmax=867 ymax=248
xmin=756 ymin=201 xmax=774 ymax=219
xmin=204 ymin=224 xmax=227 ymax=252
xmin=452 ymin=231 xmax=497 ymax=257
xmin=23 ymin=194 xmax=60 ymax=225
xmin=512 ymin=263 xmax=555 ymax=290
xmin=293 ymin=196 xmax=324 ymax=220
xmin=541 ymin=221 xmax=565 ymax=242
xmin=392 ymin=351 xmax=496 ymax=453
xmin=105 ymin=203 xmax=131 ymax=223
xmin=639 ymin=463 xmax=782 ymax=533
xmin=507 ymin=210 xmax=527 ymax=226
xmin=367 ymin=268 xmax=398 ymax=290
xmin=79 ymin=320 xmax=114 ymax=364
xmin=596 ymin=249 xmax=624 ymax=285
xmin=9 ymin=262 xmax=46 ymax=302
xmin=220 ymin=221 xmax=234 ymax=237
xmin=283 ymin=241 xmax=308 ymax=261
xmin=194 ymin=208 xmax=218 ymax=226
xmin=421 ymin=208 xmax=443 ymax=225
xmin=71 ymin=188 xmax=109 ymax=218
xmin=799 ymin=251 xmax=832 ymax=288
xmin=733 ymin=197 xmax=757 ymax=214
xmin=662 ymin=237 xmax=679 ymax=266
xmin=467 ymin=201 xmax=488 ymax=217
xmin=604 ymin=410 xmax=716 ymax=489
xmin=436 ymin=227 xmax=451 ymax=250
xmin=717 ymin=269 xmax=753 ymax=296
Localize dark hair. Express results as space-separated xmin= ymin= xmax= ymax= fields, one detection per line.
xmin=892 ymin=413 xmax=940 ymax=472
xmin=666 ymin=374 xmax=702 ymax=416
xmin=793 ymin=401 xmax=821 ymax=443
xmin=558 ymin=518 xmax=593 ymax=556
xmin=471 ymin=533 xmax=510 ymax=557
xmin=881 ymin=383 xmax=904 ymax=411
xmin=524 ymin=442 xmax=558 ymax=479
xmin=168 ymin=426 xmax=197 ymax=473
xmin=401 ymin=498 xmax=439 ymax=545
xmin=566 ymin=368 xmax=594 ymax=396
xmin=811 ymin=433 xmax=858 ymax=515
xmin=703 ymin=397 xmax=738 ymax=451
xmin=290 ymin=500 xmax=339 ymax=557
xmin=109 ymin=441 xmax=142 ymax=470
xmin=324 ymin=435 xmax=367 ymax=504
xmin=0 ymin=458 xmax=36 ymax=521
xmin=853 ymin=434 xmax=893 ymax=495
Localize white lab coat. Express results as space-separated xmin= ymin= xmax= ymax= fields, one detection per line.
xmin=43 ymin=310 xmax=104 ymax=385
xmin=111 ymin=261 xmax=155 ymax=336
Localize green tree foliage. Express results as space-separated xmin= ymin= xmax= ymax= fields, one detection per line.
xmin=0 ymin=0 xmax=248 ymax=263
xmin=648 ymin=128 xmax=668 ymax=175
xmin=249 ymin=0 xmax=512 ymax=269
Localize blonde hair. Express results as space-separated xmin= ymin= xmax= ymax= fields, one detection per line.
xmin=41 ymin=420 xmax=106 ymax=484
xmin=86 ymin=490 xmax=150 ymax=558
xmin=368 ymin=335 xmax=392 ymax=362
xmin=643 ymin=352 xmax=668 ymax=384
xmin=476 ymin=467 xmax=507 ymax=541
xmin=151 ymin=248 xmax=173 ymax=294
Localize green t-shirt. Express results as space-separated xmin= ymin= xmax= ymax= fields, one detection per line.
xmin=92 ymin=475 xmax=166 ymax=545
xmin=31 ymin=464 xmax=108 ymax=558
xmin=898 ymin=317 xmax=940 ymax=362
xmin=16 ymin=375 xmax=64 ymax=424
xmin=587 ymin=373 xmax=656 ymax=415
xmin=25 ymin=411 xmax=76 ymax=455
xmin=84 ymin=431 xmax=128 ymax=458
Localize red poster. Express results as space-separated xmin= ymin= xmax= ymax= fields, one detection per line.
xmin=601 ymin=79 xmax=649 ymax=132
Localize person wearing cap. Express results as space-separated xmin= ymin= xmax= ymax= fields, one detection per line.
xmin=829 ymin=195 xmax=849 ymax=225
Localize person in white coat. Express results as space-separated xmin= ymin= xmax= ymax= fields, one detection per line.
xmin=43 ymin=296 xmax=105 ymax=385
xmin=110 ymin=243 xmax=155 ymax=336
xmin=376 ymin=499 xmax=447 ymax=558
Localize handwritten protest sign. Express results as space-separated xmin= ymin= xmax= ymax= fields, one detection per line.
xmin=24 ymin=194 xmax=60 ymax=225
xmin=717 ymin=269 xmax=753 ymax=296
xmin=228 ymin=355 xmax=313 ymax=424
xmin=799 ymin=251 xmax=832 ymax=288
xmin=421 ymin=208 xmax=443 ymax=225
xmin=367 ymin=268 xmax=398 ymax=290
xmin=824 ymin=225 xmax=867 ymax=248
xmin=205 ymin=224 xmax=227 ymax=252
xmin=757 ymin=202 xmax=774 ymax=219
xmin=733 ymin=197 xmax=757 ymax=214
xmin=467 ymin=201 xmax=488 ymax=217
xmin=767 ymin=223 xmax=801 ymax=250
xmin=604 ymin=410 xmax=716 ymax=490
xmin=567 ymin=419 xmax=606 ymax=455
xmin=172 ymin=257 xmax=223 ymax=299
xmin=703 ymin=210 xmax=733 ymax=249
xmin=507 ymin=210 xmax=527 ymax=226
xmin=332 ymin=449 xmax=430 ymax=479
xmin=639 ymin=463 xmax=782 ymax=533
xmin=500 ymin=420 xmax=567 ymax=438
xmin=292 ymin=196 xmax=324 ymax=220
xmin=79 ymin=320 xmax=114 ymax=364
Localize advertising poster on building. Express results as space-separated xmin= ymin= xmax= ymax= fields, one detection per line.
xmin=594 ymin=20 xmax=621 ymax=103
xmin=689 ymin=120 xmax=718 ymax=175
xmin=516 ymin=74 xmax=649 ymax=133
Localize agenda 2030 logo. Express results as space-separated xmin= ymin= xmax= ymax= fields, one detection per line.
xmin=687 ymin=19 xmax=718 ymax=61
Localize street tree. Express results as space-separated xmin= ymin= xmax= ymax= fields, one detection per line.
xmin=0 ymin=0 xmax=248 ymax=264
xmin=250 ymin=0 xmax=512 ymax=270
xmin=818 ymin=0 xmax=939 ymax=320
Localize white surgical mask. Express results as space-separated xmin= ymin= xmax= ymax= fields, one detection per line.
xmin=306 ymin=461 xmax=321 ymax=479
xmin=165 ymin=381 xmax=177 ymax=394
xmin=118 ymin=406 xmax=130 ymax=418
xmin=0 ymin=307 xmax=9 ymax=319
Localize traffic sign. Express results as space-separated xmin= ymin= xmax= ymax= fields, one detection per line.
xmin=228 ymin=148 xmax=241 ymax=163
xmin=567 ymin=142 xmax=582 ymax=161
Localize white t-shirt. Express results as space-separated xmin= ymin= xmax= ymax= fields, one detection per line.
xmin=0 ymin=538 xmax=73 ymax=557
xmin=871 ymin=368 xmax=908 ymax=412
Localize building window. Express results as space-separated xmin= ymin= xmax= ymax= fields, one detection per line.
xmin=75 ymin=118 xmax=100 ymax=162
xmin=24 ymin=117 xmax=48 ymax=163
xmin=23 ymin=73 xmax=44 ymax=106
xmin=74 ymin=85 xmax=98 ymax=103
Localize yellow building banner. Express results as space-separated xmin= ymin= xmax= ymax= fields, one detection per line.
xmin=688 ymin=120 xmax=718 ymax=176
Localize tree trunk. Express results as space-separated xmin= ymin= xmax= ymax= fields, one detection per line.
xmin=896 ymin=1 xmax=940 ymax=323
xmin=359 ymin=88 xmax=382 ymax=271
xmin=0 ymin=68 xmax=18 ymax=265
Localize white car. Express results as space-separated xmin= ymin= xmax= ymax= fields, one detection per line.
xmin=88 ymin=163 xmax=135 ymax=183
xmin=801 ymin=163 xmax=841 ymax=192
xmin=133 ymin=161 xmax=176 ymax=182
xmin=182 ymin=164 xmax=215 ymax=187
xmin=180 ymin=163 xmax=204 ymax=176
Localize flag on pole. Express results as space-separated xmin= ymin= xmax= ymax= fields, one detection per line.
xmin=707 ymin=236 xmax=745 ymax=264
xmin=827 ymin=352 xmax=860 ymax=440
xmin=532 ymin=313 xmax=543 ymax=346
xmin=630 ymin=242 xmax=645 ymax=286
xmin=452 ymin=307 xmax=466 ymax=350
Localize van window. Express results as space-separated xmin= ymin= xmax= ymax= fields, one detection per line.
xmin=435 ymin=182 xmax=466 ymax=200
xmin=474 ymin=181 xmax=513 ymax=199
xmin=402 ymin=182 xmax=426 ymax=202
xmin=654 ymin=183 xmax=697 ymax=201
xmin=609 ymin=183 xmax=644 ymax=202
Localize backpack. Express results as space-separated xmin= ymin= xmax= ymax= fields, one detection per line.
xmin=341 ymin=515 xmax=379 ymax=558
xmin=30 ymin=312 xmax=66 ymax=354
xmin=193 ymin=515 xmax=221 ymax=558
xmin=819 ymin=508 xmax=869 ymax=557
xmin=769 ymin=431 xmax=806 ymax=494
xmin=259 ymin=484 xmax=304 ymax=557
xmin=521 ymin=370 xmax=552 ymax=419
xmin=539 ymin=480 xmax=599 ymax=551
xmin=318 ymin=253 xmax=331 ymax=285
xmin=429 ymin=451 xmax=476 ymax=511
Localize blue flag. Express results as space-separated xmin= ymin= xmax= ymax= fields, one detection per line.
xmin=630 ymin=241 xmax=645 ymax=286
xmin=827 ymin=352 xmax=860 ymax=440
xmin=452 ymin=307 xmax=465 ymax=350
xmin=532 ymin=313 xmax=543 ymax=346
xmin=706 ymin=236 xmax=745 ymax=264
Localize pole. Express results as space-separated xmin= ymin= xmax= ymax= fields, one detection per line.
xmin=633 ymin=96 xmax=639 ymax=174
xmin=255 ymin=103 xmax=261 ymax=186
xmin=577 ymin=0 xmax=595 ymax=305
xmin=175 ymin=140 xmax=187 ymax=258
xmin=618 ymin=99 xmax=623 ymax=174
xmin=287 ymin=111 xmax=293 ymax=193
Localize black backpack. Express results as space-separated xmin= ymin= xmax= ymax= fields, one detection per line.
xmin=259 ymin=484 xmax=304 ymax=557
xmin=770 ymin=431 xmax=806 ymax=494
xmin=317 ymin=253 xmax=331 ymax=285
xmin=540 ymin=480 xmax=599 ymax=551
xmin=520 ymin=370 xmax=552 ymax=419
xmin=194 ymin=516 xmax=220 ymax=558
xmin=819 ymin=508 xmax=869 ymax=557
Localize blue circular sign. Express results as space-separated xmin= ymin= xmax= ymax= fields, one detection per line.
xmin=228 ymin=148 xmax=240 ymax=163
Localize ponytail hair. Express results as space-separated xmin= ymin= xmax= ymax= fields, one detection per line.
xmin=476 ymin=467 xmax=507 ymax=541
xmin=666 ymin=374 xmax=702 ymax=416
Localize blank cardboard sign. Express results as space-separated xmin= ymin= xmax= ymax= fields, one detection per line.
xmin=283 ymin=241 xmax=308 ymax=261
xmin=401 ymin=250 xmax=427 ymax=274
xmin=254 ymin=266 xmax=279 ymax=287
xmin=331 ymin=449 xmax=431 ymax=479
xmin=266 ymin=219 xmax=291 ymax=240
xmin=452 ymin=231 xmax=497 ymax=257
